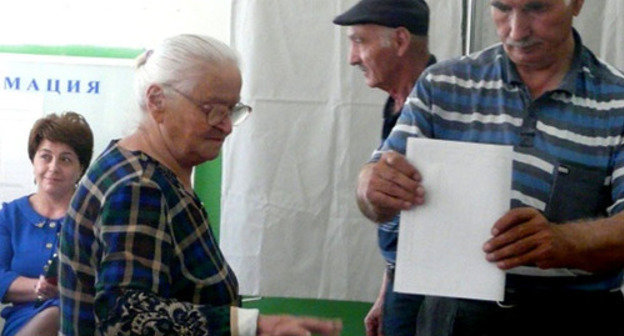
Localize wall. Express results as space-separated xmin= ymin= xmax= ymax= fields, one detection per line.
xmin=0 ymin=0 xmax=231 ymax=47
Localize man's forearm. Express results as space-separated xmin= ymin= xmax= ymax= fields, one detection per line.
xmin=567 ymin=212 xmax=624 ymax=272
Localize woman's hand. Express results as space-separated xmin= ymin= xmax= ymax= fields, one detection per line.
xmin=257 ymin=315 xmax=342 ymax=336
xmin=35 ymin=275 xmax=58 ymax=301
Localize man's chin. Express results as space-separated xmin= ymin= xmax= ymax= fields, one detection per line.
xmin=200 ymin=149 xmax=221 ymax=163
xmin=365 ymin=78 xmax=379 ymax=89
xmin=507 ymin=49 xmax=544 ymax=67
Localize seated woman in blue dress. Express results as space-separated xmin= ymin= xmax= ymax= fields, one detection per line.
xmin=0 ymin=112 xmax=93 ymax=336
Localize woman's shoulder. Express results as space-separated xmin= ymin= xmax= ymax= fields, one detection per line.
xmin=0 ymin=195 xmax=38 ymax=226
xmin=1 ymin=195 xmax=32 ymax=213
xmin=80 ymin=143 xmax=163 ymax=199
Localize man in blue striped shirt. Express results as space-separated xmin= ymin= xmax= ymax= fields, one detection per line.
xmin=356 ymin=0 xmax=624 ymax=334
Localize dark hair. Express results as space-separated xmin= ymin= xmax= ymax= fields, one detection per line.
xmin=28 ymin=112 xmax=94 ymax=176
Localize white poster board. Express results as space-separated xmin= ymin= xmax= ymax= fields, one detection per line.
xmin=0 ymin=54 xmax=135 ymax=202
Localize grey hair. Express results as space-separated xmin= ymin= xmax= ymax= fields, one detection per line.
xmin=134 ymin=34 xmax=240 ymax=111
xmin=378 ymin=26 xmax=428 ymax=54
xmin=378 ymin=26 xmax=396 ymax=48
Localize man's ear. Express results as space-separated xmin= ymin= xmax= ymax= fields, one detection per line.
xmin=394 ymin=27 xmax=411 ymax=57
xmin=146 ymin=84 xmax=166 ymax=123
xmin=571 ymin=0 xmax=584 ymax=16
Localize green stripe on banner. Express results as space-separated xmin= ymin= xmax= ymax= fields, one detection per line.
xmin=0 ymin=45 xmax=142 ymax=58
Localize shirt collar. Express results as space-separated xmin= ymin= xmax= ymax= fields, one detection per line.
xmin=426 ymin=54 xmax=437 ymax=67
xmin=17 ymin=195 xmax=60 ymax=228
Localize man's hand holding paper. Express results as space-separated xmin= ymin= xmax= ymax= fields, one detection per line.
xmin=356 ymin=150 xmax=425 ymax=223
xmin=483 ymin=207 xmax=599 ymax=272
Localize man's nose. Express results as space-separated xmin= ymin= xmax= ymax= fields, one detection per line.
xmin=215 ymin=114 xmax=233 ymax=135
xmin=508 ymin=11 xmax=530 ymax=42
xmin=349 ymin=47 xmax=361 ymax=65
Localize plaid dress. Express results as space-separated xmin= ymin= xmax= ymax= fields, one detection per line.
xmin=60 ymin=140 xmax=239 ymax=336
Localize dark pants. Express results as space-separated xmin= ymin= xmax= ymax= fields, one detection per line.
xmin=416 ymin=290 xmax=624 ymax=336
xmin=382 ymin=268 xmax=425 ymax=336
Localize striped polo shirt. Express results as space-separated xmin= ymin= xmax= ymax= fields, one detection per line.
xmin=373 ymin=30 xmax=624 ymax=291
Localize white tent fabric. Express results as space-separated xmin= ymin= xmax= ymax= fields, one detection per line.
xmin=221 ymin=0 xmax=462 ymax=301
xmin=469 ymin=0 xmax=624 ymax=70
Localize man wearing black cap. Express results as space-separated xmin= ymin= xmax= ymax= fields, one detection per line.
xmin=333 ymin=1 xmax=435 ymax=335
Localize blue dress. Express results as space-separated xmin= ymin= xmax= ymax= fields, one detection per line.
xmin=0 ymin=195 xmax=61 ymax=336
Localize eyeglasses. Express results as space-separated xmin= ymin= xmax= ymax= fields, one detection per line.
xmin=164 ymin=84 xmax=252 ymax=126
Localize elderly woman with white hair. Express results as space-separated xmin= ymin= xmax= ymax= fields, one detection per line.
xmin=59 ymin=34 xmax=342 ymax=336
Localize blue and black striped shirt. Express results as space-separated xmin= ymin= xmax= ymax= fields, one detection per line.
xmin=374 ymin=30 xmax=624 ymax=291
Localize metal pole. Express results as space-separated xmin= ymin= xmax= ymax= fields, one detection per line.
xmin=464 ymin=0 xmax=476 ymax=55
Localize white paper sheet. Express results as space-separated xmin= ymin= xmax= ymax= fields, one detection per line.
xmin=394 ymin=138 xmax=512 ymax=302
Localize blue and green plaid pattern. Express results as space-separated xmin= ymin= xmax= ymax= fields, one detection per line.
xmin=60 ymin=141 xmax=239 ymax=335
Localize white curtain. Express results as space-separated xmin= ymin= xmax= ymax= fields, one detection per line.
xmin=221 ymin=0 xmax=462 ymax=302
xmin=470 ymin=1 xmax=624 ymax=70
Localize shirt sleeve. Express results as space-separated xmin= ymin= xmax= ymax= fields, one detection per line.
xmin=0 ymin=205 xmax=20 ymax=302
xmin=608 ymin=131 xmax=624 ymax=215
xmin=235 ymin=307 xmax=260 ymax=336
xmin=370 ymin=70 xmax=436 ymax=163
xmin=94 ymin=181 xmax=235 ymax=335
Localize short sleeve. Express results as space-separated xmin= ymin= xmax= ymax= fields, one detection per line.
xmin=0 ymin=204 xmax=20 ymax=302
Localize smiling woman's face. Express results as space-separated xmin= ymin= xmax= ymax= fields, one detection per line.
xmin=33 ymin=139 xmax=82 ymax=198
